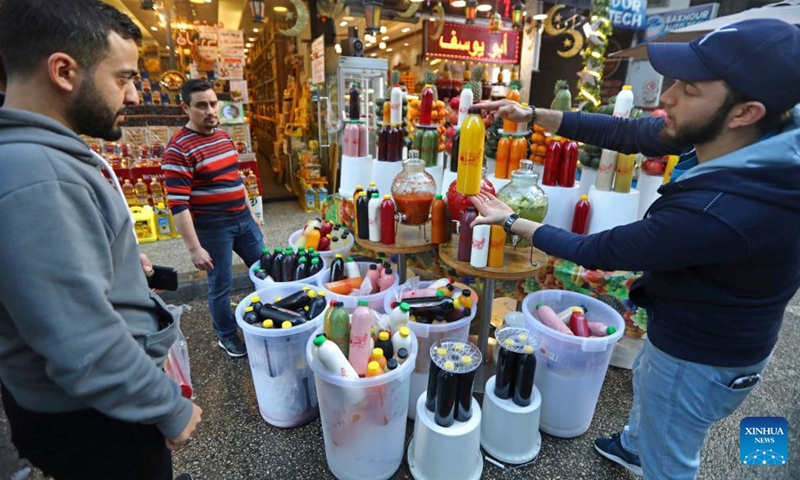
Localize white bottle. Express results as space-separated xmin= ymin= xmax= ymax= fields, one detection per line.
xmin=313 ymin=335 xmax=359 ymax=379
xmin=612 ymin=85 xmax=634 ymax=119
xmin=457 ymin=84 xmax=474 ymax=128
xmin=368 ymin=193 xmax=382 ymax=243
xmin=389 ymin=301 xmax=411 ymax=333
xmin=345 ymin=257 xmax=361 ymax=279
xmin=391 ymin=326 xmax=412 ymax=357
xmin=390 ymin=84 xmax=403 ymax=126
xmin=470 ymin=225 xmax=490 ymax=268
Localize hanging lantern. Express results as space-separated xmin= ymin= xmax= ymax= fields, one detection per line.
xmin=140 ymin=0 xmax=156 ymax=9
xmin=465 ymin=0 xmax=478 ymax=24
xmin=512 ymin=0 xmax=525 ymax=31
xmin=249 ymin=0 xmax=265 ymax=23
xmin=364 ymin=0 xmax=384 ymax=34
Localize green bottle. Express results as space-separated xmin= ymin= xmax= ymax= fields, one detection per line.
xmin=328 ymin=301 xmax=350 ymax=358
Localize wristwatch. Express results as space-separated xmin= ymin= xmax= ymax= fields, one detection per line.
xmin=529 ymin=104 xmax=537 ymax=123
xmin=503 ymin=213 xmax=520 ymax=234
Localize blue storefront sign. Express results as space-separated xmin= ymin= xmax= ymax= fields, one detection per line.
xmin=609 ymin=0 xmax=648 ymax=30
xmin=642 ymin=3 xmax=720 ymax=41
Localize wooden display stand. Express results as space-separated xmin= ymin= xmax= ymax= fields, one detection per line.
xmin=355 ymin=223 xmax=438 ymax=284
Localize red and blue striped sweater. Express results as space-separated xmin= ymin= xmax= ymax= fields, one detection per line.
xmin=162 ymin=127 xmax=248 ymax=228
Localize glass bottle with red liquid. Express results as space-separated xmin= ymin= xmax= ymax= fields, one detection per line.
xmin=571 ymin=195 xmax=590 ymax=235
xmin=380 ymin=195 xmax=396 ymax=245
xmin=391 ymin=150 xmax=436 ymax=225
xmin=457 ymin=206 xmax=478 ymax=262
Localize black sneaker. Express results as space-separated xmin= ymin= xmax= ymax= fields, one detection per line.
xmin=175 ymin=475 xmax=193 ymax=480
xmin=594 ymin=433 xmax=643 ymax=476
xmin=218 ymin=334 xmax=247 ymax=358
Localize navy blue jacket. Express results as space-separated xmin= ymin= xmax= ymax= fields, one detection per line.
xmin=532 ymin=109 xmax=800 ymax=367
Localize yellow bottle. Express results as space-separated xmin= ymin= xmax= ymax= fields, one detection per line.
xmin=365 ymin=360 xmax=383 ymax=377
xmin=613 ymin=153 xmax=637 ymax=193
xmin=456 ymin=108 xmax=485 ymax=195
xmin=371 ymin=348 xmax=387 ymax=371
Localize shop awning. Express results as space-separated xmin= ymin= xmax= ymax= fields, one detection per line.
xmin=610 ymin=0 xmax=800 ymax=59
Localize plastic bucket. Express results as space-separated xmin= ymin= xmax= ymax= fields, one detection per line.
xmin=383 ymin=280 xmax=476 ymax=420
xmin=317 ymin=261 xmax=399 ymax=313
xmin=234 ymin=283 xmax=323 ymax=428
xmin=306 ymin=327 xmax=418 ymax=480
xmin=248 ymin=255 xmax=329 ymax=291
xmin=521 ymin=290 xmax=624 ymax=438
xmin=288 ymin=228 xmax=354 ymax=263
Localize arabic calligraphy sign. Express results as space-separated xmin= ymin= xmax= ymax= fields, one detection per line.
xmin=425 ymin=22 xmax=520 ymax=64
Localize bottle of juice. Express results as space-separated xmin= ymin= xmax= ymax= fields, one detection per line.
xmin=318 ymin=234 xmax=331 ymax=252
xmin=380 ymin=195 xmax=396 ymax=245
xmin=356 ymin=191 xmax=370 ymax=239
xmin=487 ymin=224 xmax=506 ymax=268
xmin=345 ymin=256 xmax=360 ymax=279
xmin=391 ymin=326 xmax=412 ymax=355
xmin=375 ymin=330 xmax=394 ymax=360
xmin=377 ymin=124 xmax=389 ymax=161
xmin=434 ymin=361 xmax=458 ymax=427
xmin=430 ymin=193 xmax=451 ymax=245
xmin=349 ymin=300 xmax=373 ymax=376
xmin=470 ymin=224 xmax=490 ymax=268
xmin=426 ymin=347 xmax=448 ymax=412
xmin=246 ymin=170 xmax=259 ymax=198
xmin=503 ymin=85 xmax=521 ymax=133
xmin=293 ymin=256 xmax=309 ymax=280
xmin=368 ymin=193 xmax=382 ymax=243
xmin=349 ymin=82 xmax=361 ymax=121
xmin=306 ymin=227 xmax=321 ymax=251
xmin=457 ymin=206 xmax=478 ymax=262
xmin=366 ymin=264 xmax=381 ymax=294
xmin=122 ymin=179 xmax=136 ymax=206
xmin=134 ymin=177 xmax=149 ymax=206
xmin=329 ymin=253 xmax=346 ymax=282
xmin=542 ymin=139 xmax=563 ymax=186
xmin=509 ymin=134 xmax=528 ymax=177
xmin=365 ymin=361 xmax=383 ymax=377
xmin=457 ymin=84 xmax=473 ymax=128
xmin=456 ymin=109 xmax=485 ymax=195
xmin=314 ymin=335 xmax=359 ymax=380
xmin=327 ymin=301 xmax=350 ymax=358
xmin=571 ymin=195 xmax=591 ymax=235
xmin=613 ymin=153 xmax=636 ymax=193
xmin=344 ymin=121 xmax=360 ymax=157
xmin=494 ymin=134 xmax=512 ymax=179
xmin=420 ymin=84 xmax=434 ymax=126
xmin=280 ymin=247 xmax=297 ymax=282
xmin=390 ymin=84 xmax=403 ymax=126
xmin=559 ymin=141 xmax=579 ymax=187
xmin=308 ymin=257 xmax=323 ymax=277
xmin=366 ymin=181 xmax=379 ymax=199
xmin=370 ymin=348 xmax=388 ymax=371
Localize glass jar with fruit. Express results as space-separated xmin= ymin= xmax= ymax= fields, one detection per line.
xmin=497 ymin=160 xmax=548 ymax=243
xmin=391 ymin=150 xmax=436 ymax=225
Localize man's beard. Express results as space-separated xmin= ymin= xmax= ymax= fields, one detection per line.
xmin=67 ymin=77 xmax=124 ymax=141
xmin=659 ymin=92 xmax=738 ymax=146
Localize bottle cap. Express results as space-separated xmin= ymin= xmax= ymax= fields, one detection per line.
xmin=334 ymin=301 xmax=344 ymax=307
xmin=399 ymin=302 xmax=411 ymax=312
xmin=384 ymin=268 xmax=393 ymax=275
xmin=244 ymin=306 xmax=254 ymax=313
xmin=358 ymin=191 xmax=367 ymax=198
xmin=369 ymin=182 xmax=377 ymax=186
xmin=327 ymin=234 xmax=332 ymax=239
xmin=463 ymin=289 xmax=471 ymax=296
xmin=435 ymin=193 xmax=442 ymax=199
xmin=463 ymin=84 xmax=471 ymax=89
xmin=302 ymin=286 xmax=312 ymax=291
xmin=504 ymin=338 xmax=515 ymax=347
xmin=436 ymin=290 xmax=444 ymax=297
xmin=461 ymin=355 xmax=473 ymax=365
xmin=356 ymin=185 xmax=363 ymax=190
xmin=378 ymin=331 xmax=390 ymax=341
xmin=443 ymin=360 xmax=456 ymax=371
xmin=400 ymin=326 xmax=410 ymax=337
xmin=518 ymin=333 xmax=528 ymax=341
xmin=282 ymin=321 xmax=292 ymax=329
xmin=523 ymin=345 xmax=535 ymax=354
xmin=367 ymin=361 xmax=381 ymax=375
xmin=275 ymin=297 xmax=282 ymax=302
xmin=622 ymin=85 xmax=632 ymax=90
xmin=372 ymin=348 xmax=384 ymax=358
xmin=335 ymin=253 xmax=342 ymax=259
xmin=387 ymin=358 xmax=398 ymax=370
xmin=251 ymin=296 xmax=261 ymax=302
xmin=393 ymin=83 xmax=400 ymax=87
xmin=358 ymin=300 xmax=369 ymax=306
xmin=511 ymin=85 xmax=519 ymax=90
xmin=436 ymin=347 xmax=447 ymax=357
xmin=263 ymin=320 xmax=274 ymax=329
xmin=398 ymin=347 xmax=409 ymax=359
xmin=572 ymin=307 xmax=583 ymax=313
xmin=307 ymin=290 xmax=317 ymax=299
xmin=298 ymin=257 xmax=307 ymax=263
xmin=313 ymin=334 xmax=327 ymax=347
xmin=452 ymin=342 xmax=464 ymax=352
xmin=468 ymin=107 xmax=481 ymax=115
xmin=347 ymin=256 xmax=355 ymax=261
xmin=371 ymin=193 xmax=379 ymax=198
xmin=274 ymin=247 xmax=282 ymax=253
xmin=580 ymin=195 xmax=589 ymax=200
xmin=369 ymin=264 xmax=378 ymax=270
xmin=607 ymin=326 xmax=617 ymax=335
xmin=318 ymin=291 xmax=326 ymax=298
xmin=311 ymin=258 xmax=320 ymax=265
xmin=262 ymin=248 xmax=269 ymax=253
xmin=284 ymin=247 xmax=293 ymax=253
xmin=383 ymin=194 xmax=391 ymax=200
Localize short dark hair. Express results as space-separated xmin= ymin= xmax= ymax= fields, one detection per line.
xmin=181 ymin=79 xmax=215 ymax=105
xmin=0 ymin=0 xmax=141 ymax=80
xmin=725 ymin=83 xmax=788 ymax=135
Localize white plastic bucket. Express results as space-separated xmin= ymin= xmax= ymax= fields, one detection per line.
xmin=317 ymin=261 xmax=399 ymax=313
xmin=521 ymin=290 xmax=624 ymax=438
xmin=383 ymin=280 xmax=476 ymax=420
xmin=288 ymin=228 xmax=354 ymax=263
xmin=248 ymin=255 xmax=329 ymax=291
xmin=306 ymin=327 xmax=418 ymax=480
xmin=234 ymin=283 xmax=323 ymax=428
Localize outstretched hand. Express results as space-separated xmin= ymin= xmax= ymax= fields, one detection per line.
xmin=473 ymin=100 xmax=532 ymax=124
xmin=469 ymin=192 xmax=514 ymax=228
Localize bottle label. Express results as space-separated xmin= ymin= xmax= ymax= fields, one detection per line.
xmin=306 ymin=193 xmax=315 ymax=209
xmin=598 ymin=162 xmax=615 ymax=174
xmin=157 ymin=217 xmax=170 ymax=235
xmin=472 ymin=237 xmax=486 ymax=250
xmin=350 ymin=332 xmax=369 ymax=349
xmin=459 ymin=153 xmax=480 ymax=166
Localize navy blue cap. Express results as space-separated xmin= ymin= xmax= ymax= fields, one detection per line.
xmin=647 ymin=19 xmax=800 ymax=112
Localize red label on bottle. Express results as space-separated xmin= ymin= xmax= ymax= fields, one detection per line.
xmin=472 ymin=237 xmax=486 ymax=249
xmin=350 ymin=332 xmax=369 ymax=348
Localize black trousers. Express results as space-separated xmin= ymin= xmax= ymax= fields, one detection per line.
xmin=1 ymin=383 xmax=172 ymax=480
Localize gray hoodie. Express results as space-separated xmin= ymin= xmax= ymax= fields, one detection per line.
xmin=0 ymin=98 xmax=192 ymax=439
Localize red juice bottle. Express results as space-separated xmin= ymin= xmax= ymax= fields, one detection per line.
xmin=571 ymin=195 xmax=590 ymax=235
xmin=559 ymin=141 xmax=579 ymax=187
xmin=542 ymin=139 xmax=563 ymax=186
xmin=387 ymin=125 xmax=402 ymax=162
xmin=457 ymin=206 xmax=478 ymax=262
xmin=380 ymin=195 xmax=396 ymax=244
xmin=420 ymin=84 xmax=434 ymax=126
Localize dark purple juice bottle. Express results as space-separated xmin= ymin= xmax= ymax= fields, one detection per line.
xmin=457 ymin=206 xmax=478 ymax=262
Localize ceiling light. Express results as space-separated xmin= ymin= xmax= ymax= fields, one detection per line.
xmin=451 ymin=0 xmax=466 ymax=7
xmin=382 ymin=35 xmax=389 ymax=41
xmin=243 ymin=48 xmax=249 ymax=52
xmin=344 ymin=16 xmax=354 ymax=20
xmin=340 ymin=21 xmax=348 ymax=27
xmin=245 ymin=43 xmax=252 ymax=48
xmin=150 ymin=26 xmax=158 ymax=31
xmin=370 ymin=53 xmax=377 ymax=57
xmin=253 ymin=28 xmax=259 ymax=32
xmin=334 ymin=44 xmax=342 ymax=53
xmin=411 ymin=0 xmax=424 ymax=2
xmin=401 ymin=27 xmax=411 ymax=33
xmin=380 ymin=25 xmax=387 ymax=34
xmin=379 ymin=42 xmax=386 ymax=49
xmin=365 ymin=43 xmax=373 ymax=48
xmin=365 ymin=34 xmax=376 ymax=43
xmin=404 ymin=43 xmax=409 ymax=46
xmin=248 ymin=37 xmax=256 ymax=41
xmin=273 ymin=6 xmax=288 ymax=13
xmin=477 ymin=4 xmax=492 ymax=12
xmin=386 ymin=48 xmax=393 ymax=52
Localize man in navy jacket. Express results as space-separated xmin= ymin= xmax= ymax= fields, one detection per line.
xmin=475 ymin=19 xmax=800 ymax=479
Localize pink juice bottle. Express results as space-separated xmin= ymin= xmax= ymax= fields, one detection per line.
xmin=344 ymin=122 xmax=360 ymax=157
xmin=457 ymin=206 xmax=478 ymax=262
xmin=366 ymin=263 xmax=381 ymax=294
xmin=378 ymin=268 xmax=395 ymax=292
xmin=349 ymin=300 xmax=373 ymax=376
xmin=358 ymin=122 xmax=368 ymax=157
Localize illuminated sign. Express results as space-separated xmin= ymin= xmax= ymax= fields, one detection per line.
xmin=424 ymin=22 xmax=520 ymax=64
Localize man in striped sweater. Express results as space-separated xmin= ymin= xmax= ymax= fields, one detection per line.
xmin=163 ymin=79 xmax=264 ymax=358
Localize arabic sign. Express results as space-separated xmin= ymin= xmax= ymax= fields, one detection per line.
xmin=609 ymin=0 xmax=648 ymax=30
xmin=642 ymin=4 xmax=719 ymax=42
xmin=425 ymin=22 xmax=519 ymax=64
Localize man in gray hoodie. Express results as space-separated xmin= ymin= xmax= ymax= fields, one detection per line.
xmin=0 ymin=1 xmax=201 ymax=478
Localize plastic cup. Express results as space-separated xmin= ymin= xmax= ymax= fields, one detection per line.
xmin=307 ymin=326 xmax=418 ymax=480
xmin=383 ymin=280 xmax=476 ymax=420
xmin=521 ymin=290 xmax=624 ymax=437
xmin=234 ymin=282 xmax=323 ymax=427
xmin=317 ymin=261 xmax=399 ymax=313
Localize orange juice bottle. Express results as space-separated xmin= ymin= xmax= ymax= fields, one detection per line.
xmin=503 ymin=85 xmax=521 ymax=133
xmin=495 ymin=134 xmax=512 ymax=179
xmin=488 ymin=225 xmax=506 ymax=267
xmin=509 ymin=135 xmax=528 ymax=176
xmin=456 ymin=108 xmax=485 ymax=195
xmin=365 ymin=360 xmax=383 ymax=377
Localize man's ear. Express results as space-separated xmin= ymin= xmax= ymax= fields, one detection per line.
xmin=47 ymin=53 xmax=79 ymax=93
xmin=728 ymin=101 xmax=767 ymax=130
xmin=180 ymin=102 xmax=190 ymax=115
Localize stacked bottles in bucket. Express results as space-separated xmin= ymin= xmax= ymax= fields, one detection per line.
xmin=535 ymin=303 xmax=617 ymax=338
xmin=411 ymin=84 xmax=441 ymax=168
xmin=252 ymin=245 xmax=325 ymax=283
xmin=294 ymin=218 xmax=352 ymax=252
xmin=241 ymin=285 xmax=327 ymax=330
xmin=424 ymin=340 xmax=482 ymax=427
xmin=594 ymin=85 xmax=635 ymax=191
xmin=322 ymin=259 xmax=396 ymax=297
xmin=389 ymin=278 xmax=475 ymax=325
xmin=343 ymin=83 xmax=368 ymax=157
xmin=377 ymin=84 xmax=405 ymax=162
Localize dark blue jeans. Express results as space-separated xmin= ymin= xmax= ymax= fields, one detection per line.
xmin=196 ymin=216 xmax=264 ymax=340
